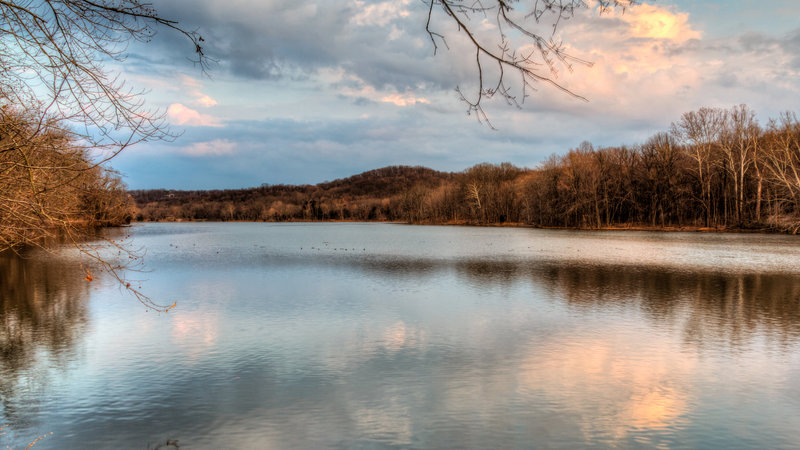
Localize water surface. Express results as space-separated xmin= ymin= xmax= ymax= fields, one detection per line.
xmin=2 ymin=223 xmax=800 ymax=448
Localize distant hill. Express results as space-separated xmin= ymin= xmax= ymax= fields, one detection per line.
xmin=129 ymin=165 xmax=453 ymax=222
xmin=316 ymin=166 xmax=451 ymax=197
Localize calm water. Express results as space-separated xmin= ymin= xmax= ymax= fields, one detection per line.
xmin=2 ymin=222 xmax=800 ymax=449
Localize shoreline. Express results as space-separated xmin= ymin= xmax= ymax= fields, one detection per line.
xmin=130 ymin=219 xmax=789 ymax=234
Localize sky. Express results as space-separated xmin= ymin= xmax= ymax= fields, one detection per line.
xmin=110 ymin=0 xmax=800 ymax=189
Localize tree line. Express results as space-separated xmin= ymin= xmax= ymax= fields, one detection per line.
xmin=133 ymin=105 xmax=800 ymax=233
xmin=131 ymin=166 xmax=451 ymax=223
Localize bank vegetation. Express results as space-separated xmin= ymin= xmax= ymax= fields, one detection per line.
xmin=0 ymin=107 xmax=134 ymax=253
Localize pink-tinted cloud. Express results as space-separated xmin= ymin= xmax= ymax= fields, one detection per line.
xmin=512 ymin=2 xmax=715 ymax=122
xmin=614 ymin=2 xmax=702 ymax=43
xmin=177 ymin=74 xmax=219 ymax=108
xmin=196 ymin=94 xmax=218 ymax=107
xmin=168 ymin=103 xmax=221 ymax=127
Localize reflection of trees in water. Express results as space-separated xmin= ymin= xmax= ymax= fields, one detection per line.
xmin=281 ymin=252 xmax=800 ymax=348
xmin=0 ymin=251 xmax=90 ymax=422
xmin=294 ymin=251 xmax=800 ymax=347
xmin=678 ymin=272 xmax=800 ymax=350
xmin=457 ymin=261 xmax=800 ymax=349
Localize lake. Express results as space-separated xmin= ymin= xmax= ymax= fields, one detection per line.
xmin=2 ymin=222 xmax=800 ymax=449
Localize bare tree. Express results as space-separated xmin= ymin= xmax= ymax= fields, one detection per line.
xmin=639 ymin=132 xmax=685 ymax=227
xmin=671 ymin=107 xmax=726 ymax=226
xmin=762 ymin=112 xmax=800 ymax=231
xmin=718 ymin=104 xmax=760 ymax=225
xmin=424 ymin=0 xmax=636 ymax=127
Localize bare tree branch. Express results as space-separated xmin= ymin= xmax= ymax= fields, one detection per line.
xmin=425 ymin=0 xmax=636 ymax=126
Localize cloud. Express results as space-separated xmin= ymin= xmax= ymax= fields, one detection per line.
xmin=503 ymin=2 xmax=800 ymax=125
xmin=350 ymin=0 xmax=410 ymax=27
xmin=323 ymin=68 xmax=431 ymax=107
xmin=114 ymin=1 xmax=800 ymax=189
xmin=168 ymin=103 xmax=221 ymax=127
xmin=181 ymin=139 xmax=237 ymax=157
xmin=143 ymin=0 xmax=447 ymax=90
xmin=196 ymin=94 xmax=218 ymax=107
xmin=177 ymin=73 xmax=202 ymax=89
xmin=177 ymin=74 xmax=219 ymax=107
xmin=380 ymin=93 xmax=430 ymax=107
xmin=150 ymin=0 xmax=355 ymax=80
xmin=140 ymin=0 xmax=794 ymax=117
xmin=613 ymin=2 xmax=702 ymax=43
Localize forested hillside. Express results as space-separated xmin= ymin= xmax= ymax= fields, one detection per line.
xmin=133 ymin=106 xmax=800 ymax=233
xmin=131 ymin=166 xmax=452 ymax=222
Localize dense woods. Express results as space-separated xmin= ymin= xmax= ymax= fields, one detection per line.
xmin=133 ymin=106 xmax=800 ymax=233
xmin=0 ymin=107 xmax=134 ymax=252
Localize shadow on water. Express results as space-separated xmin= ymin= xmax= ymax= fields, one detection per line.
xmin=0 ymin=250 xmax=90 ymax=424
